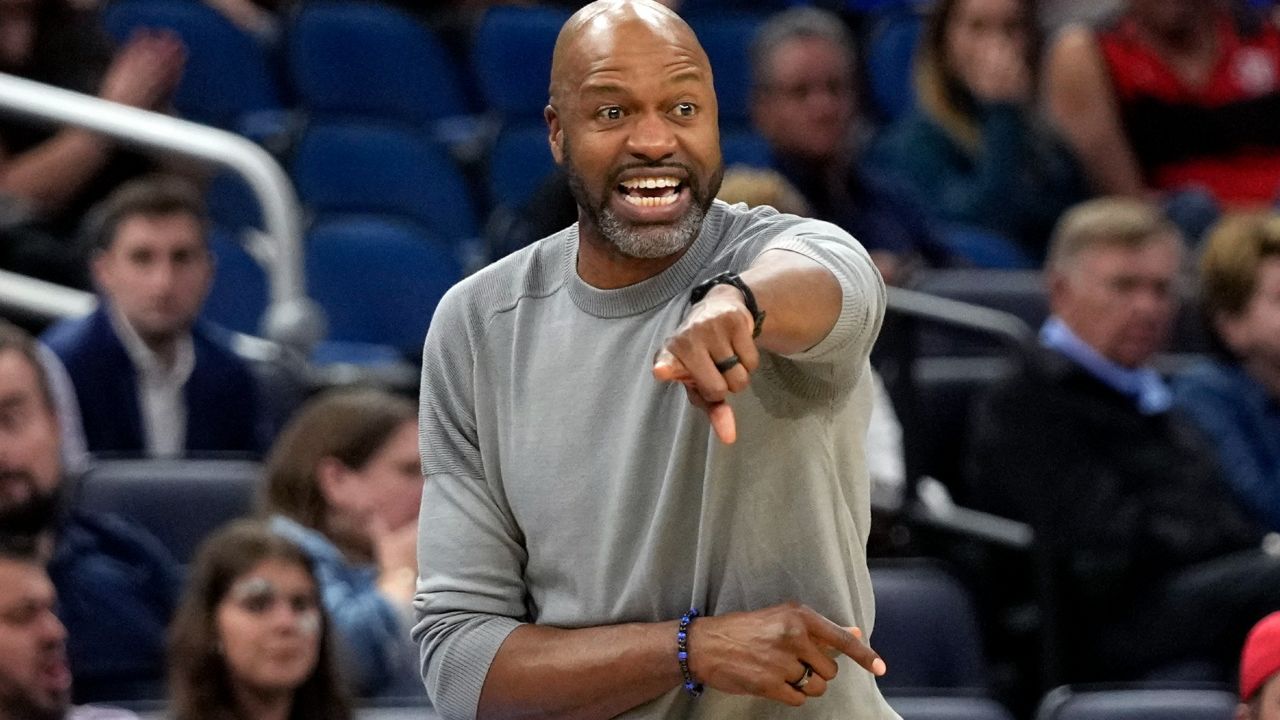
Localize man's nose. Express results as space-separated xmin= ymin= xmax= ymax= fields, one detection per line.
xmin=626 ymin=111 xmax=678 ymax=162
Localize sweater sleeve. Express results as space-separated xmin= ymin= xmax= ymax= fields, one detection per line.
xmin=761 ymin=218 xmax=886 ymax=364
xmin=413 ymin=285 xmax=526 ymax=720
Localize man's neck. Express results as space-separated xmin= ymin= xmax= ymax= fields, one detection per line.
xmin=575 ymin=223 xmax=688 ymax=290
xmin=140 ymin=334 xmax=180 ymax=370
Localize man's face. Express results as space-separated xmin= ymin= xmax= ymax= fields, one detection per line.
xmin=92 ymin=212 xmax=212 ymax=347
xmin=1218 ymin=256 xmax=1280 ymax=373
xmin=1050 ymin=235 xmax=1182 ymax=368
xmin=0 ymin=558 xmax=70 ymax=720
xmin=0 ymin=351 xmax=61 ymax=521
xmin=547 ymin=10 xmax=723 ymax=260
xmin=751 ymin=36 xmax=855 ymax=164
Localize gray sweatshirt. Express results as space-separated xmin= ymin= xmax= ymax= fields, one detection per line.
xmin=415 ymin=200 xmax=897 ymax=720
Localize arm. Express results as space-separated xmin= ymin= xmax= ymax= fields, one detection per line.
xmin=1042 ymin=25 xmax=1147 ymax=197
xmin=0 ymin=31 xmax=184 ymax=216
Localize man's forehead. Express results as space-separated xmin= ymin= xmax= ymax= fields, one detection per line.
xmin=552 ymin=1 xmax=707 ymax=96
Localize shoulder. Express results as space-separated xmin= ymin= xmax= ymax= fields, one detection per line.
xmin=68 ymin=706 xmax=141 ymax=720
xmin=268 ymin=514 xmax=345 ymax=565
xmin=1173 ymin=358 xmax=1252 ymax=404
xmin=431 ymin=228 xmax=572 ymax=338
xmin=41 ymin=308 xmax=116 ymax=362
xmin=55 ymin=510 xmax=177 ymax=572
xmin=714 ymin=199 xmax=852 ymax=248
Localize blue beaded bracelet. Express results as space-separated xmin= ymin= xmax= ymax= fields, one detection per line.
xmin=677 ymin=608 xmax=703 ymax=697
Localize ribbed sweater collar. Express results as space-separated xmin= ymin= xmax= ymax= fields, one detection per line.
xmin=563 ymin=202 xmax=727 ymax=319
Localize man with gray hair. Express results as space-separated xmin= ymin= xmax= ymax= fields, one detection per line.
xmin=969 ymin=197 xmax=1280 ymax=683
xmin=749 ymin=6 xmax=948 ymax=285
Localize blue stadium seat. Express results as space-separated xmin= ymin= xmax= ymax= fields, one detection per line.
xmin=305 ymin=217 xmax=461 ymax=356
xmin=488 ymin=121 xmax=558 ymax=211
xmin=688 ymin=14 xmax=768 ymax=126
xmin=292 ymin=122 xmax=479 ymax=241
xmin=72 ymin=458 xmax=260 ymax=564
xmin=720 ymin=128 xmax=774 ymax=167
xmin=865 ymin=9 xmax=924 ymax=123
xmin=890 ymin=695 xmax=1016 ymax=720
xmin=870 ymin=560 xmax=987 ymax=691
xmin=472 ymin=5 xmax=571 ymax=119
xmin=1034 ymin=686 xmax=1237 ymax=720
xmin=101 ymin=0 xmax=282 ymax=129
xmin=202 ymin=228 xmax=268 ymax=336
xmin=287 ymin=2 xmax=470 ymax=127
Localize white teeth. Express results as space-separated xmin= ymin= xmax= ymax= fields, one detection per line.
xmin=621 ymin=176 xmax=680 ymax=190
xmin=622 ymin=193 xmax=680 ymax=207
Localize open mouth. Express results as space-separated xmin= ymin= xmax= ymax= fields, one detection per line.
xmin=616 ymin=175 xmax=685 ymax=208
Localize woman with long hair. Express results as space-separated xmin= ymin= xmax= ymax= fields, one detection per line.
xmin=168 ymin=520 xmax=352 ymax=720
xmin=260 ymin=387 xmax=422 ymax=697
xmin=872 ymin=0 xmax=1084 ymax=263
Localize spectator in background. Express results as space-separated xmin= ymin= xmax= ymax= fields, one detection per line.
xmin=1239 ymin=611 xmax=1280 ymax=720
xmin=260 ymin=389 xmax=421 ymax=698
xmin=870 ymin=0 xmax=1085 ymax=264
xmin=0 ymin=533 xmax=141 ymax=720
xmin=1044 ymin=0 xmax=1280 ymax=213
xmin=43 ymin=175 xmax=261 ymax=459
xmin=968 ymin=197 xmax=1280 ymax=683
xmin=1174 ymin=212 xmax=1280 ymax=531
xmin=168 ymin=520 xmax=352 ymax=720
xmin=749 ymin=7 xmax=951 ymax=285
xmin=0 ymin=318 xmax=181 ymax=702
xmin=0 ymin=0 xmax=184 ymax=287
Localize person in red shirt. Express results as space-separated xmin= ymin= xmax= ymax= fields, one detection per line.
xmin=1045 ymin=0 xmax=1280 ymax=209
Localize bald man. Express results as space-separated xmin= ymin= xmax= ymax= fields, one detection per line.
xmin=413 ymin=2 xmax=897 ymax=718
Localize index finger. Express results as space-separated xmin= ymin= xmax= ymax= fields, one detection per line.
xmin=807 ymin=617 xmax=886 ymax=677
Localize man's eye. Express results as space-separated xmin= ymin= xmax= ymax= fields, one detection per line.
xmin=673 ymin=103 xmax=696 ymax=117
xmin=597 ymin=107 xmax=623 ymax=121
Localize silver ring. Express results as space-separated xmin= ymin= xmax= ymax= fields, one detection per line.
xmin=788 ymin=663 xmax=813 ymax=690
xmin=713 ymin=354 xmax=740 ymax=373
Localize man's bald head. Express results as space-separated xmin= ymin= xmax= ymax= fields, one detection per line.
xmin=549 ymin=0 xmax=708 ymax=110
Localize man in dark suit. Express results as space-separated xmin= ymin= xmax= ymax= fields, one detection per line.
xmin=43 ymin=175 xmax=260 ymax=458
xmin=969 ymin=197 xmax=1280 ymax=683
xmin=0 ymin=319 xmax=180 ymax=703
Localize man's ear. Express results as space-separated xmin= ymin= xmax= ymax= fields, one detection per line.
xmin=546 ymin=104 xmax=565 ymax=166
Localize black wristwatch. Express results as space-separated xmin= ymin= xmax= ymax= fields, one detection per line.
xmin=689 ymin=272 xmax=766 ymax=338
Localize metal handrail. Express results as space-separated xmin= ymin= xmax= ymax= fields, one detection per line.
xmin=0 ymin=72 xmax=324 ymax=352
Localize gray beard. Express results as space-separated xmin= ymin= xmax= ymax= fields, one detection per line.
xmin=595 ymin=200 xmax=706 ymax=259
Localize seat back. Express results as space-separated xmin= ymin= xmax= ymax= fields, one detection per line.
xmin=890 ymin=695 xmax=1017 ymax=720
xmin=871 ymin=560 xmax=987 ymax=692
xmin=73 ymin=458 xmax=260 ymax=564
xmin=1034 ymin=686 xmax=1237 ymax=720
xmin=288 ymin=2 xmax=469 ymax=126
xmin=292 ymin=122 xmax=478 ymax=240
xmin=306 ymin=217 xmax=461 ymax=356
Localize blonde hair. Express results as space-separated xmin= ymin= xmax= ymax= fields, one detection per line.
xmin=716 ymin=165 xmax=812 ymax=216
xmin=1199 ymin=211 xmax=1280 ymax=320
xmin=1046 ymin=197 xmax=1180 ymax=272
